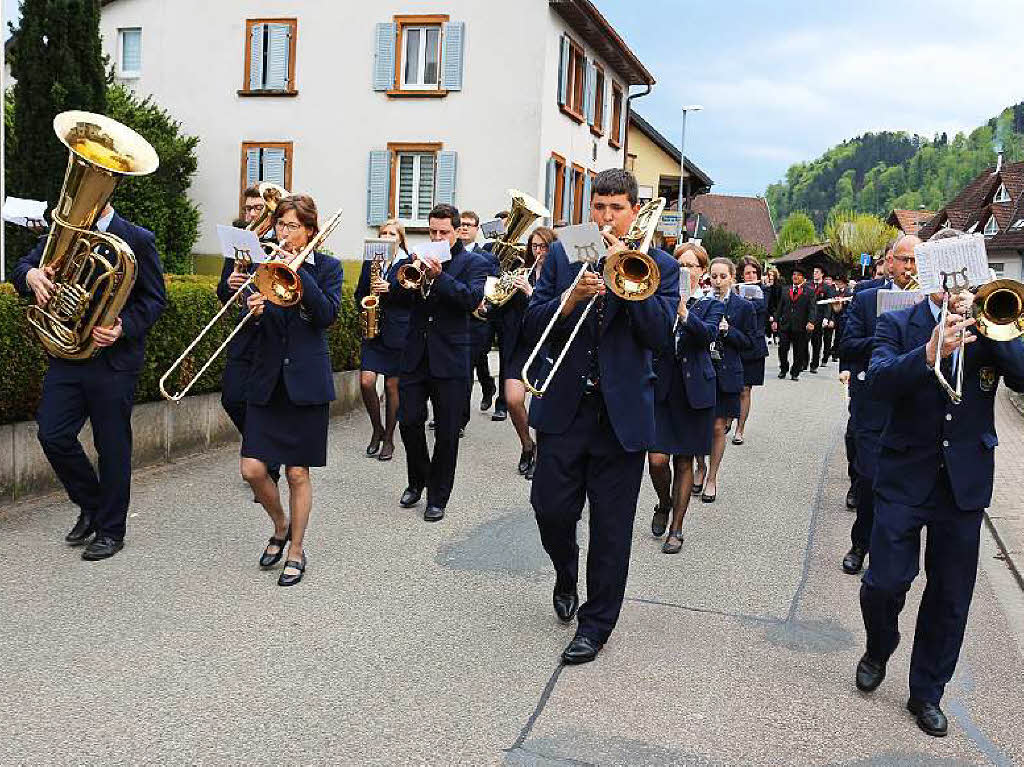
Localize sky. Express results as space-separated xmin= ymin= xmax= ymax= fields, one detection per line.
xmin=597 ymin=0 xmax=1024 ymax=197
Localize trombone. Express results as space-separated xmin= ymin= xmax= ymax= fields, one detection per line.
xmin=159 ymin=208 xmax=344 ymax=401
xmin=521 ymin=198 xmax=666 ymax=397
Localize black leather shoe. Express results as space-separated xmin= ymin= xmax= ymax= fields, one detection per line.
xmin=907 ymin=698 xmax=948 ymax=737
xmin=423 ymin=505 xmax=445 ymax=522
xmin=845 ymin=484 xmax=859 ymax=509
xmin=809 ymin=367 xmax=818 ymax=374
xmin=791 ymin=373 xmax=800 ymax=381
xmin=399 ymin=487 xmax=423 ymax=508
xmin=65 ymin=513 xmax=94 ymax=546
xmin=855 ymin=653 xmax=886 ymax=692
xmin=277 ymin=554 xmax=307 ymax=587
xmin=842 ymin=547 xmax=866 ymax=574
xmin=553 ymin=583 xmax=579 ymax=622
xmin=651 ymin=504 xmax=669 ymax=537
xmin=525 ymin=460 xmax=536 ymax=481
xmin=562 ymin=635 xmax=601 ymax=664
xmin=491 ymin=407 xmax=508 ymax=421
xmin=777 ymin=370 xmax=788 ymax=379
xmin=82 ymin=535 xmax=124 ymax=561
xmin=480 ymin=392 xmax=494 ymax=412
xmin=518 ymin=445 xmax=536 ymax=475
xmin=259 ymin=526 xmax=291 ymax=569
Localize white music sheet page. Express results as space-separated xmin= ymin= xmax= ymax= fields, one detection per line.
xmin=216 ymin=225 xmax=268 ymax=264
xmin=914 ymin=234 xmax=990 ymax=293
xmin=876 ymin=289 xmax=925 ymax=316
xmin=413 ymin=240 xmax=452 ymax=264
xmin=558 ymin=223 xmax=605 ymax=265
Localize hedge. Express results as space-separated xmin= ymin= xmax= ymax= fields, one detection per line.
xmin=0 ymin=276 xmax=361 ymax=425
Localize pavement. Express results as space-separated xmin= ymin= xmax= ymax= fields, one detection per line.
xmin=1 ymin=351 xmax=1022 ymax=766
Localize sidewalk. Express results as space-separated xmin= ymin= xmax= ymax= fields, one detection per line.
xmin=990 ymin=388 xmax=1024 ymax=588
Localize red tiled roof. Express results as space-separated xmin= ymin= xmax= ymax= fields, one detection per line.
xmin=920 ymin=161 xmax=1024 ymax=240
xmin=690 ymin=194 xmax=777 ymax=252
xmin=990 ymin=191 xmax=1024 ymax=249
xmin=887 ymin=209 xmax=935 ymax=235
xmin=771 ymin=243 xmax=828 ymax=264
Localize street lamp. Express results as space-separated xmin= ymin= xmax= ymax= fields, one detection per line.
xmin=677 ymin=104 xmax=703 ymax=240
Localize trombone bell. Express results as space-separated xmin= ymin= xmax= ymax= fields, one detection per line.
xmin=603 ymin=250 xmax=660 ymax=301
xmin=974 ymin=279 xmax=1024 ymax=341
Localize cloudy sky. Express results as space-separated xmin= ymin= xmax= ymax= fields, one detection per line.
xmin=598 ymin=0 xmax=1024 ymax=196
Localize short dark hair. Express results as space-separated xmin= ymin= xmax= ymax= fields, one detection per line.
xmin=739 ymin=256 xmax=762 ymax=279
xmin=460 ymin=210 xmax=480 ymax=226
xmin=272 ymin=194 xmax=319 ymax=238
xmin=243 ymin=185 xmax=262 ymax=200
xmin=495 ymin=210 xmax=510 ymax=220
xmin=592 ymin=168 xmax=638 ymax=205
xmin=429 ymin=203 xmax=461 ymax=229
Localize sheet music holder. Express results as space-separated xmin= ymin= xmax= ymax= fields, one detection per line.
xmin=738 ymin=283 xmax=764 ymax=301
xmin=363 ymin=238 xmax=395 ymax=262
xmin=913 ymin=234 xmax=990 ymax=293
xmin=679 ymin=267 xmax=691 ymax=301
xmin=557 ymin=223 xmax=605 ymax=265
xmin=216 ymin=225 xmax=268 ymax=264
xmin=480 ymin=219 xmax=505 ymax=240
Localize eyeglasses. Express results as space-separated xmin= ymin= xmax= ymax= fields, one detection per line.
xmin=531 ymin=243 xmax=549 ymax=251
xmin=243 ymin=204 xmax=264 ymax=213
xmin=893 ymin=254 xmax=916 ymax=264
xmin=275 ymin=221 xmax=303 ymax=233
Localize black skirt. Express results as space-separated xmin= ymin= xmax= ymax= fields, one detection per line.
xmin=742 ymin=357 xmax=766 ymax=387
xmin=653 ymin=369 xmax=715 ymax=457
xmin=242 ymin=378 xmax=329 ymax=467
xmin=715 ymin=390 xmax=741 ymax=420
xmin=360 ymin=337 xmax=401 ymax=376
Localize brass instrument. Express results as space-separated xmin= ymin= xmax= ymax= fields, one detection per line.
xmin=478 ymin=189 xmax=550 ymax=314
xmin=522 ymin=197 xmax=667 ymax=397
xmin=159 ymin=207 xmax=343 ymax=401
xmin=817 ymin=295 xmax=853 ymax=305
xmin=396 ymin=258 xmax=426 ymax=291
xmin=973 ymin=279 xmax=1024 ymax=342
xmin=26 ymin=111 xmax=159 ymax=360
xmin=360 ymin=250 xmax=385 ymax=339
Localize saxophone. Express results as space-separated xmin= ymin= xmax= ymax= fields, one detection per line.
xmin=360 ymin=253 xmax=384 ymax=339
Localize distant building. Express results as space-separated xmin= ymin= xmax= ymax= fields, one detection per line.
xmin=919 ymin=156 xmax=1024 ymax=279
xmin=690 ymin=194 xmax=777 ymax=254
xmin=886 ymin=208 xmax=934 ymax=236
xmin=769 ymin=243 xmax=842 ymax=281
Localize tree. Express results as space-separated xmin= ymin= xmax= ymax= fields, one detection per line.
xmin=702 ymin=224 xmax=744 ymax=263
xmin=824 ymin=210 xmax=897 ymax=268
xmin=774 ymin=211 xmax=818 ymax=256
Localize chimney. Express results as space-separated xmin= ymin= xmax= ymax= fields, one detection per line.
xmin=995 ymin=150 xmax=1004 ymax=175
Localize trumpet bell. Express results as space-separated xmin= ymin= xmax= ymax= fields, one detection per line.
xmin=397 ymin=261 xmax=424 ymax=290
xmin=603 ymin=249 xmax=660 ymax=301
xmin=974 ymin=279 xmax=1024 ymax=341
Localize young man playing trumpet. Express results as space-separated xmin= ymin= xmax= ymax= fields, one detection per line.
xmin=523 ymin=169 xmax=678 ymax=664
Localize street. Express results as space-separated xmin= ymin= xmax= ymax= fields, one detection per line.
xmin=2 ymin=354 xmax=1022 ymax=766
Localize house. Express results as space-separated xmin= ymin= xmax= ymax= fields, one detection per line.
xmin=95 ymin=0 xmax=655 ymax=260
xmin=690 ymin=194 xmax=777 ymax=254
xmin=769 ymin=243 xmax=843 ymax=281
xmin=886 ymin=208 xmax=934 ymax=236
xmin=919 ymin=156 xmax=1024 ymax=279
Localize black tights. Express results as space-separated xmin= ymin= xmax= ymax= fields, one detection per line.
xmin=648 ymin=452 xmax=696 ymax=533
xmin=360 ymin=371 xmax=399 ymax=445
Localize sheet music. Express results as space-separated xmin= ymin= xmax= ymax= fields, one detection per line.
xmin=413 ymin=240 xmax=452 ymax=264
xmin=2 ymin=197 xmax=48 ymax=229
xmin=739 ymin=283 xmax=764 ymax=301
xmin=913 ymin=234 xmax=990 ymax=293
xmin=480 ymin=219 xmax=505 ymax=239
xmin=216 ymin=225 xmax=268 ymax=264
xmin=679 ymin=267 xmax=691 ymax=301
xmin=876 ymin=289 xmax=925 ymax=317
xmin=363 ymin=238 xmax=394 ymax=262
xmin=557 ymin=223 xmax=606 ymax=264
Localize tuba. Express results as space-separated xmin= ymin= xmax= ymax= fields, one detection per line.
xmin=26 ymin=111 xmax=159 ymax=360
xmin=475 ymin=190 xmax=550 ymax=318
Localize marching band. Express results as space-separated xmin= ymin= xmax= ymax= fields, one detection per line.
xmin=12 ymin=111 xmax=1024 ymax=738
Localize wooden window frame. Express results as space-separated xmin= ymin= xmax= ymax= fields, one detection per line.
xmin=560 ymin=36 xmax=585 ymax=123
xmin=239 ymin=141 xmax=293 ymax=214
xmin=388 ymin=141 xmax=443 ymax=229
xmin=551 ymin=152 xmax=567 ymax=224
xmin=609 ymin=82 xmax=623 ymax=148
xmin=240 ymin=18 xmax=298 ymax=97
xmin=388 ymin=14 xmax=450 ymax=98
xmin=571 ymin=164 xmax=585 ymax=225
xmin=590 ymin=63 xmax=605 ymax=137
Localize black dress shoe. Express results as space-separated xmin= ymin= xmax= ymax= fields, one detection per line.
xmin=809 ymin=367 xmax=818 ymax=374
xmin=651 ymin=504 xmax=669 ymax=537
xmin=517 ymin=445 xmax=536 ymax=475
xmin=791 ymin=373 xmax=800 ymax=381
xmin=777 ymin=370 xmax=788 ymax=379
xmin=562 ymin=634 xmax=602 ymax=664
xmin=399 ymin=487 xmax=423 ymax=508
xmin=491 ymin=407 xmax=508 ymax=421
xmin=277 ymin=554 xmax=307 ymax=587
xmin=842 ymin=546 xmax=866 ymax=574
xmin=480 ymin=392 xmax=494 ymax=412
xmin=423 ymin=505 xmax=445 ymax=522
xmin=82 ymin=535 xmax=124 ymax=561
xmin=855 ymin=653 xmax=886 ymax=692
xmin=553 ymin=583 xmax=579 ymax=622
xmin=845 ymin=484 xmax=859 ymax=509
xmin=365 ymin=434 xmax=383 ymax=457
xmin=524 ymin=461 xmax=536 ymax=481
xmin=259 ymin=526 xmax=291 ymax=569
xmin=907 ymin=698 xmax=948 ymax=737
xmin=65 ymin=513 xmax=94 ymax=546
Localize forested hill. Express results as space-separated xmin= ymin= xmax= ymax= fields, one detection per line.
xmin=766 ymin=103 xmax=1024 ymax=229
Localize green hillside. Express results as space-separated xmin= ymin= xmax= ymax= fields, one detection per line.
xmin=766 ymin=103 xmax=1024 ymax=229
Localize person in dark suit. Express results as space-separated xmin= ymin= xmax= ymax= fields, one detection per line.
xmin=830 ymin=277 xmax=859 ymax=509
xmin=808 ymin=266 xmax=835 ymax=373
xmin=241 ymin=195 xmax=342 ymax=587
xmin=355 ymin=218 xmax=413 ymax=462
xmin=855 ymin=270 xmax=1024 ymax=738
xmin=14 ymin=204 xmax=167 ymax=560
xmin=391 ymin=203 xmax=488 ymax=522
xmin=700 ymin=258 xmax=754 ymax=503
xmin=733 ymin=257 xmax=769 ymax=446
xmin=764 ymin=267 xmax=782 ymax=345
xmin=839 ymin=235 xmax=920 ymax=575
xmin=480 ymin=209 xmax=512 ymax=421
xmin=773 ymin=265 xmax=816 ymax=380
xmin=459 ymin=210 xmax=500 ymax=432
xmin=523 ymin=169 xmax=678 ymax=664
xmin=649 ymin=243 xmax=723 ymax=554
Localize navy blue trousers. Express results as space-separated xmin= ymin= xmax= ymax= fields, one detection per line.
xmin=531 ymin=394 xmax=646 ymax=644
xmin=860 ymin=473 xmax=983 ymax=703
xmin=844 ymin=415 xmax=857 ymax=485
xmin=36 ymin=358 xmax=137 ymax=540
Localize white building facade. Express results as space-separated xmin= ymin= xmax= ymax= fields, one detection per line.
xmin=96 ymin=0 xmax=655 ymax=259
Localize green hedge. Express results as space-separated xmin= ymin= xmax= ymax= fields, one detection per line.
xmin=0 ymin=276 xmax=360 ymax=424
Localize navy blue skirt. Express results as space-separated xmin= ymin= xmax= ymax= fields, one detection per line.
xmin=360 ymin=337 xmax=402 ymax=377
xmin=742 ymin=357 xmax=766 ymax=387
xmin=242 ymin=378 xmax=329 ymax=467
xmin=715 ymin=389 xmax=741 ymax=420
xmin=653 ymin=371 xmax=715 ymax=457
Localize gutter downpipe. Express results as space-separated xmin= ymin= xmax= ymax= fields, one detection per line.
xmin=622 ymin=83 xmax=652 ymax=171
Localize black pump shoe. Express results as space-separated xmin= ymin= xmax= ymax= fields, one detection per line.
xmin=277 ymin=554 xmax=307 ymax=587
xmin=651 ymin=505 xmax=669 ymax=537
xmin=517 ymin=445 xmax=536 ymax=475
xmin=65 ymin=513 xmax=95 ymax=546
xmin=365 ymin=432 xmax=383 ymax=457
xmin=907 ymin=698 xmax=948 ymax=737
xmin=259 ymin=526 xmax=291 ymax=569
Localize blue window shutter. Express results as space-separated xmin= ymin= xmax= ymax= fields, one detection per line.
xmin=435 ymin=151 xmax=457 ymax=205
xmin=245 ymin=149 xmax=261 ymax=187
xmin=441 ymin=21 xmax=465 ymax=91
xmin=366 ymin=150 xmax=391 ymax=226
xmin=373 ymin=23 xmax=396 ymax=92
xmin=262 ymin=148 xmax=287 ymax=186
xmin=264 ymin=23 xmax=291 ymax=91
xmin=544 ymin=157 xmax=557 ymax=217
xmin=557 ymin=36 xmax=569 ymax=106
xmin=583 ymin=59 xmax=594 ymax=123
xmin=582 ymin=172 xmax=592 ymax=219
xmin=561 ymin=164 xmax=572 ymax=224
xmin=249 ymin=23 xmax=265 ymax=90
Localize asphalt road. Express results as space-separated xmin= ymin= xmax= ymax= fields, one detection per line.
xmin=2 ymin=353 xmax=1022 ymax=766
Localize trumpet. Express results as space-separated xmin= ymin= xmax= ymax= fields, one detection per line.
xmin=396 ymin=258 xmax=426 ymax=290
xmin=522 ymin=198 xmax=666 ymax=397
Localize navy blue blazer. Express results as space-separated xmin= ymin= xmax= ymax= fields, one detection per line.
xmin=354 ymin=250 xmax=415 ymax=351
xmin=216 ymin=257 xmax=260 ymax=361
xmin=389 ymin=240 xmax=489 ymax=379
xmin=854 ymin=277 xmax=888 ymax=294
xmin=247 ymin=253 xmax=343 ymax=406
xmin=654 ymin=296 xmax=724 ymax=410
xmin=715 ymin=292 xmax=755 ymax=394
xmin=866 ymin=299 xmax=1024 ymax=510
xmin=13 ymin=212 xmax=167 ymax=374
xmin=469 ymin=245 xmax=500 ymax=342
xmin=739 ymin=292 xmax=769 ymax=361
xmin=523 ymin=241 xmax=678 ymax=452
xmin=840 ymin=287 xmax=887 ymax=426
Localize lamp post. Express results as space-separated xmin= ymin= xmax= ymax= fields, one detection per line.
xmin=677 ymin=104 xmax=703 ymax=240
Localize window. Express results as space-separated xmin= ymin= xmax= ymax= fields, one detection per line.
xmin=118 ymin=28 xmax=142 ymax=78
xmin=550 ymin=153 xmax=566 ymax=224
xmin=366 ymin=145 xmax=456 ymax=226
xmin=1011 ymin=218 xmax=1024 ymax=231
xmin=571 ymin=165 xmax=586 ymax=225
xmin=557 ymin=35 xmax=586 ymax=121
xmin=990 ymin=262 xmax=1006 ymax=277
xmin=397 ymin=153 xmax=436 ymax=225
xmin=401 ymin=25 xmax=441 ymax=89
xmin=372 ymin=16 xmax=463 ymax=97
xmin=994 ymin=183 xmax=1010 ymax=203
xmin=983 ymin=215 xmax=999 ymax=236
xmin=591 ymin=64 xmax=605 ymax=135
xmin=240 ymin=142 xmax=293 ymax=203
xmin=242 ymin=19 xmax=297 ymax=95
xmin=610 ymin=82 xmax=623 ymax=148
